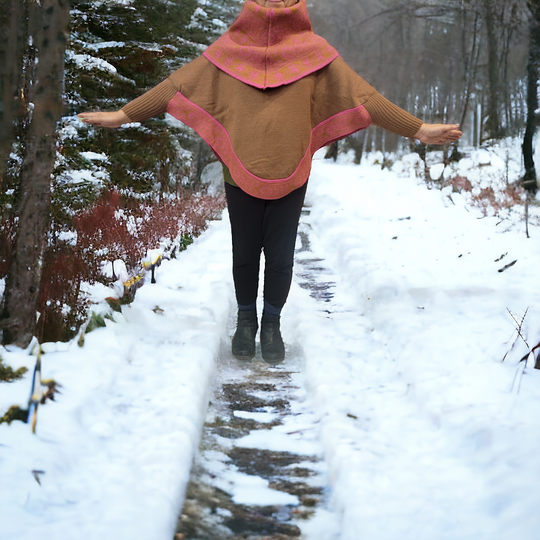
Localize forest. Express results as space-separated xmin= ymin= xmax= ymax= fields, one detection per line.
xmin=310 ymin=0 xmax=538 ymax=167
xmin=0 ymin=0 xmax=538 ymax=349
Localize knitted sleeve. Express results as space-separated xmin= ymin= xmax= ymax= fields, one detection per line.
xmin=363 ymin=92 xmax=423 ymax=138
xmin=121 ymin=78 xmax=178 ymax=122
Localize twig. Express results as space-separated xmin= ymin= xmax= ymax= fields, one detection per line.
xmin=506 ymin=307 xmax=529 ymax=348
xmin=525 ymin=192 xmax=530 ymax=239
xmin=518 ymin=341 xmax=540 ymax=369
xmin=498 ymin=260 xmax=517 ymax=273
xmin=27 ymin=346 xmax=61 ymax=433
xmin=504 ymin=308 xmax=537 ymax=391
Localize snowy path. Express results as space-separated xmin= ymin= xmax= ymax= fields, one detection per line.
xmin=2 ymin=154 xmax=540 ymax=540
xmin=172 ymin=207 xmax=348 ymax=540
xmin=175 ymin=334 xmax=340 ymax=540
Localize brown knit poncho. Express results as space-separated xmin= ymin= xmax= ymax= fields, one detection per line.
xmin=122 ymin=0 xmax=423 ymax=199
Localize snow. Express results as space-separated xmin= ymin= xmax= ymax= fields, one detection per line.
xmin=56 ymin=231 xmax=77 ymax=245
xmin=213 ymin=18 xmax=228 ymax=28
xmin=193 ymin=7 xmax=208 ymax=18
xmin=61 ymin=168 xmax=108 ymax=185
xmin=84 ymin=41 xmax=127 ymax=51
xmin=212 ymin=465 xmax=300 ymax=506
xmin=232 ymin=395 xmax=322 ymax=457
xmin=80 ymin=151 xmax=108 ymax=162
xmin=2 ymin=145 xmax=540 ymax=539
xmin=101 ymin=259 xmax=129 ymax=284
xmin=91 ymin=0 xmax=134 ymax=7
xmin=66 ymin=51 xmax=119 ymax=75
xmin=290 ymin=153 xmax=540 ymax=539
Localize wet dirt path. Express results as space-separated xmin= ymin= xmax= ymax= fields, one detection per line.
xmin=174 ymin=209 xmax=340 ymax=540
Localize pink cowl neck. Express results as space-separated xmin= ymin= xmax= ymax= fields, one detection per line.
xmin=203 ymin=0 xmax=339 ymax=89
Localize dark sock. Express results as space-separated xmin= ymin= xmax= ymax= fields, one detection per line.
xmin=238 ymin=302 xmax=257 ymax=312
xmin=263 ymin=300 xmax=282 ymax=317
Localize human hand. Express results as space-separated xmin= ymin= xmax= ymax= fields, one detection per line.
xmin=77 ymin=110 xmax=131 ymax=128
xmin=414 ymin=123 xmax=462 ymax=145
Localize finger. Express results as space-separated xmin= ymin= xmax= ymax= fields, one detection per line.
xmin=78 ymin=114 xmax=94 ymax=124
xmin=78 ymin=115 xmax=104 ymax=127
xmin=78 ymin=112 xmax=103 ymax=124
xmin=442 ymin=130 xmax=461 ymax=139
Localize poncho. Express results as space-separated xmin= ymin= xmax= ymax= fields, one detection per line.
xmin=122 ymin=0 xmax=423 ymax=199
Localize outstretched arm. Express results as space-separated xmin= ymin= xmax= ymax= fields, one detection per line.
xmin=362 ymin=91 xmax=462 ymax=145
xmin=77 ymin=78 xmax=177 ymax=128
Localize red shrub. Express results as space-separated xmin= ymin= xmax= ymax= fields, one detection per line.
xmin=446 ymin=176 xmax=472 ymax=192
xmin=34 ymin=188 xmax=226 ymax=342
xmin=36 ymin=246 xmax=89 ymax=343
xmin=74 ymin=190 xmax=144 ymax=275
xmin=470 ymin=185 xmax=524 ymax=216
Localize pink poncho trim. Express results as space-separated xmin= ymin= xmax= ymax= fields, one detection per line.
xmin=203 ymin=0 xmax=339 ymax=89
xmin=167 ymin=92 xmax=371 ymax=200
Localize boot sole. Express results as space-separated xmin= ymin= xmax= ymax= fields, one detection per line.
xmin=263 ymin=358 xmax=285 ymax=365
xmin=261 ymin=351 xmax=285 ymax=365
xmin=232 ymin=351 xmax=255 ymax=361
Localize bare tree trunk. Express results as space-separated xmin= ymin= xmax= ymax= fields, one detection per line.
xmin=0 ymin=1 xmax=26 ymax=182
xmin=483 ymin=0 xmax=502 ymax=139
xmin=459 ymin=9 xmax=480 ymax=129
xmin=324 ymin=141 xmax=338 ymax=161
xmin=1 ymin=0 xmax=69 ymax=347
xmin=523 ymin=0 xmax=540 ymax=193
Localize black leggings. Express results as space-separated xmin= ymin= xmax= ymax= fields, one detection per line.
xmin=225 ymin=181 xmax=307 ymax=309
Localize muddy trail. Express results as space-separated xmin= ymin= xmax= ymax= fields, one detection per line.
xmin=174 ymin=209 xmax=340 ymax=540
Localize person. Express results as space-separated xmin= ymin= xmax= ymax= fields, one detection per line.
xmin=78 ymin=0 xmax=462 ymax=365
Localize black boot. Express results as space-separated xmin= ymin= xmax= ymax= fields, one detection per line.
xmin=260 ymin=314 xmax=285 ymax=365
xmin=232 ymin=310 xmax=258 ymax=361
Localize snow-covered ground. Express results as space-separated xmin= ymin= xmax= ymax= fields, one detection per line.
xmin=2 ymin=146 xmax=540 ymax=540
xmin=291 ymin=151 xmax=540 ymax=540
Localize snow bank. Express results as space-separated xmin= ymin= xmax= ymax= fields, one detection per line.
xmin=0 ymin=217 xmax=235 ymax=540
xmin=290 ymin=157 xmax=540 ymax=540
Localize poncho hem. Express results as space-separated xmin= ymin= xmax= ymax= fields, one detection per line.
xmin=167 ymin=91 xmax=372 ymax=199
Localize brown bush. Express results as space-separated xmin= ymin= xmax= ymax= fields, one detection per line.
xmin=470 ymin=185 xmax=524 ymax=216
xmin=446 ymin=176 xmax=472 ymax=193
